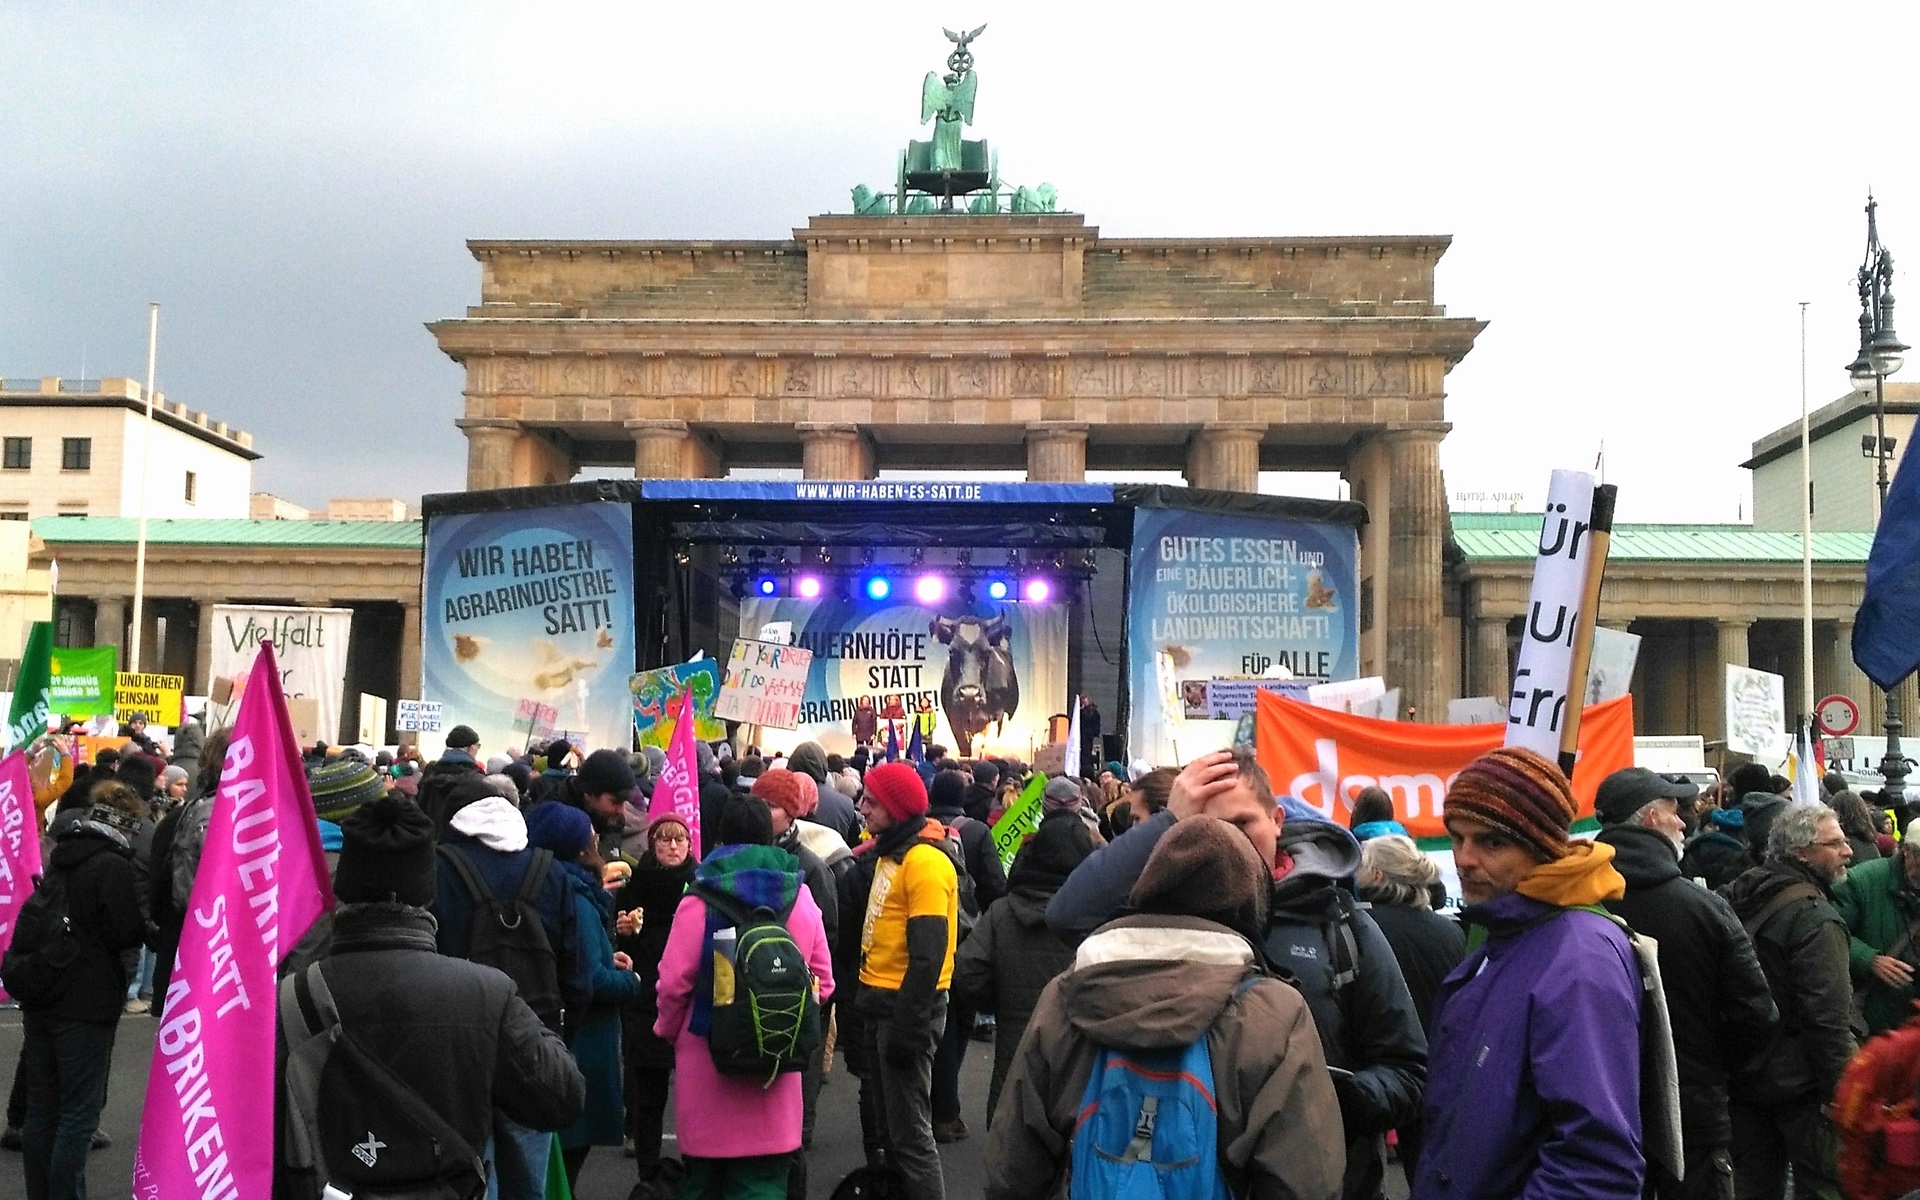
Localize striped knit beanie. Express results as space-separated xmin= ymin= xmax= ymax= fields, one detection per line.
xmin=307 ymin=757 xmax=389 ymax=823
xmin=1443 ymin=746 xmax=1576 ymax=862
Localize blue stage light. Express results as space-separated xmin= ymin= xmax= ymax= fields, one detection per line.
xmin=755 ymin=576 xmax=778 ymax=596
xmin=985 ymin=578 xmax=1011 ymax=601
xmin=865 ymin=576 xmax=891 ymax=600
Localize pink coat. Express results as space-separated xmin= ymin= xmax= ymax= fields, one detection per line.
xmin=652 ymin=887 xmax=835 ymax=1159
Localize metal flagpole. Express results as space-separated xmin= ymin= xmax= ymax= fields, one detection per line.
xmin=1800 ymin=301 xmax=1815 ymax=720
xmin=129 ymin=302 xmax=158 ymax=673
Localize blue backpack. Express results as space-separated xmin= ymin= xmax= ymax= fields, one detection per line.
xmin=1069 ymin=979 xmax=1255 ymax=1200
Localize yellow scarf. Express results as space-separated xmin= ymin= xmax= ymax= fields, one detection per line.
xmin=1515 ymin=840 xmax=1627 ymax=908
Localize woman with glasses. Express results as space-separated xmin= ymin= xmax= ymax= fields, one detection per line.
xmin=616 ymin=812 xmax=699 ymax=1194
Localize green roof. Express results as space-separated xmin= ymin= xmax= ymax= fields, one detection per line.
xmin=1450 ymin=512 xmax=1874 ymax=563
xmin=31 ymin=516 xmax=422 ymax=549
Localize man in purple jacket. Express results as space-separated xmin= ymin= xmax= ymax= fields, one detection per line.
xmin=1413 ymin=746 xmax=1645 ymax=1200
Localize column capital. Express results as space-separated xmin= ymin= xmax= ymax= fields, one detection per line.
xmin=623 ymin=418 xmax=690 ymax=434
xmin=1199 ymin=420 xmax=1268 ymax=435
xmin=455 ymin=417 xmax=521 ymax=433
xmin=1379 ymin=421 xmax=1453 ymax=444
xmin=796 ymin=422 xmax=864 ymax=437
xmin=1026 ymin=421 xmax=1090 ymax=439
xmin=1716 ymin=616 xmax=1756 ymax=631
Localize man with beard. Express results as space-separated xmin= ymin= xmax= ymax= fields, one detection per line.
xmin=1833 ymin=819 xmax=1920 ymax=1036
xmin=1722 ymin=800 xmax=1861 ymax=1200
xmin=1594 ymin=768 xmax=1778 ymax=1200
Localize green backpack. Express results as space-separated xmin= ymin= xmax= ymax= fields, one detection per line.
xmin=694 ymin=886 xmax=822 ymax=1084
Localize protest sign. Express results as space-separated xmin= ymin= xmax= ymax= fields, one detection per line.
xmin=714 ymin=638 xmax=816 ymax=731
xmin=0 ymin=751 xmax=44 ymax=1003
xmin=1586 ymin=626 xmax=1642 ymax=705
xmin=512 ymin=698 xmax=560 ymax=744
xmin=1183 ymin=678 xmax=1312 ymax=721
xmin=1505 ymin=472 xmax=1599 ymax=761
xmin=115 ymin=672 xmax=185 ymax=724
xmin=394 ymin=699 xmax=444 ymax=732
xmin=210 ymin=605 xmax=353 ymax=743
xmin=49 ymin=647 xmax=117 ymax=718
xmin=1257 ymin=691 xmax=1635 ymax=838
xmin=133 ymin=643 xmax=332 ymax=1200
xmin=3 ymin=622 xmax=51 ymax=753
xmin=630 ymin=660 xmax=725 ymax=749
xmin=1308 ymin=676 xmax=1387 ymax=714
xmin=1726 ymin=665 xmax=1788 ymax=759
xmin=989 ymin=773 xmax=1047 ymax=873
xmin=649 ymin=690 xmax=702 ymax=851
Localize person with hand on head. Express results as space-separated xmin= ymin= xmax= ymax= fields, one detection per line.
xmin=1048 ymin=748 xmax=1426 ymax=1200
xmin=615 ymin=813 xmax=697 ymax=1189
xmin=1834 ymin=816 xmax=1920 ymax=1036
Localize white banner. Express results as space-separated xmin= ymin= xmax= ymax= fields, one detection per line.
xmin=210 ymin=605 xmax=353 ymax=744
xmin=1726 ymin=664 xmax=1788 ymax=759
xmin=1505 ymin=471 xmax=1597 ymax=759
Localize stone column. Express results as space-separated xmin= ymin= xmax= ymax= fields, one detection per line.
xmin=627 ymin=419 xmax=696 ymax=480
xmin=1186 ymin=422 xmax=1266 ymax=493
xmin=456 ymin=418 xmax=521 ymax=491
xmin=400 ymin=602 xmax=422 ymax=701
xmin=1713 ymin=618 xmax=1753 ymax=746
xmin=1025 ymin=422 xmax=1089 ymax=483
xmin=797 ymin=423 xmax=875 ymax=481
xmin=136 ymin=609 xmax=162 ymax=674
xmin=1383 ymin=425 xmax=1450 ymax=721
xmin=94 ymin=595 xmax=125 ymax=670
xmin=1474 ymin=615 xmax=1511 ymax=699
xmin=193 ymin=598 xmax=225 ymax=693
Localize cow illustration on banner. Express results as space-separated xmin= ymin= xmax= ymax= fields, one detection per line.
xmin=738 ymin=598 xmax=1067 ymax=758
xmin=1255 ymin=691 xmax=1636 ymax=839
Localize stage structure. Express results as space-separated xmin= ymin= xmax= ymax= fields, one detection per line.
xmin=419 ymin=480 xmax=1363 ymax=764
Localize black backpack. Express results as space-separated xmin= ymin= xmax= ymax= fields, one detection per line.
xmin=1 ymin=870 xmax=79 ymax=1008
xmin=437 ymin=846 xmax=564 ymax=1032
xmin=278 ymin=962 xmax=487 ymax=1200
xmin=692 ymin=886 xmax=822 ymax=1080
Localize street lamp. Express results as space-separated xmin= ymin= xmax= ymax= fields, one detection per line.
xmin=1851 ymin=194 xmax=1911 ymax=797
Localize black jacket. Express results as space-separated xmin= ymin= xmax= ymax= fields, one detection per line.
xmin=777 ymin=824 xmax=840 ymax=948
xmin=28 ymin=824 xmax=146 ymax=1022
xmin=418 ymin=756 xmax=483 ymax=834
xmin=929 ymin=803 xmax=1008 ymax=914
xmin=614 ymin=853 xmax=696 ymax=1071
xmin=1359 ymin=900 xmax=1464 ymax=1038
xmin=1721 ymin=858 xmax=1861 ymax=1104
xmin=1681 ymin=826 xmax=1750 ymax=891
xmin=951 ymin=887 xmax=1077 ymax=1119
xmin=276 ymin=906 xmax=584 ymax=1197
xmin=1598 ymin=824 xmax=1778 ymax=1145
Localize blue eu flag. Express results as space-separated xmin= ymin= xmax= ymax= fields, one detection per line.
xmin=1855 ymin=447 xmax=1920 ymax=690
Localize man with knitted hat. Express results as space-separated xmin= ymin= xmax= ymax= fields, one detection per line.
xmin=1413 ymin=745 xmax=1645 ymax=1199
xmin=837 ymin=761 xmax=959 ymax=1200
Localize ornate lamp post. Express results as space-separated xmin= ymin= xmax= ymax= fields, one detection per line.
xmin=1847 ymin=194 xmax=1911 ymax=797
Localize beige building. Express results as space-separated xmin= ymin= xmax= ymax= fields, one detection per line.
xmin=1747 ymin=382 xmax=1917 ymax=531
xmin=0 ymin=377 xmax=257 ymax=520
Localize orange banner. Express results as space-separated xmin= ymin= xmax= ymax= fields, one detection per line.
xmin=1255 ymin=693 xmax=1636 ymax=838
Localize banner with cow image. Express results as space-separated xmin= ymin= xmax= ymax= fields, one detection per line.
xmin=737 ymin=598 xmax=1068 ymax=760
xmin=1127 ymin=506 xmax=1359 ymax=766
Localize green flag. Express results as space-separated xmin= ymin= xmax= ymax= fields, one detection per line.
xmin=49 ymin=646 xmax=117 ymax=718
xmin=6 ymin=621 xmax=54 ymax=751
xmin=989 ymin=772 xmax=1047 ymax=873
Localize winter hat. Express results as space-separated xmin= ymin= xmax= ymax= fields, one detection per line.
xmin=116 ymin=755 xmax=158 ymax=798
xmin=787 ymin=741 xmax=830 ymax=785
xmin=696 ymin=740 xmax=719 ymax=778
xmin=864 ymin=762 xmax=929 ymax=822
xmin=1043 ymin=777 xmax=1085 ymax=813
xmin=1728 ymin=762 xmax=1774 ymax=801
xmin=640 ymin=746 xmax=668 ymax=781
xmin=1008 ymin=811 xmax=1094 ymax=891
xmin=445 ymin=725 xmax=480 ymax=750
xmin=1130 ymin=815 xmax=1270 ymax=942
xmin=307 ymin=757 xmax=389 ymax=823
xmin=718 ymin=794 xmax=775 ymax=847
xmin=502 ymin=761 xmax=534 ymax=801
xmin=577 ymin=748 xmax=637 ymax=797
xmin=647 ymin=812 xmax=693 ymax=856
xmin=334 ymin=794 xmax=437 ymax=907
xmin=486 ymin=753 xmax=514 ymax=775
xmin=971 ymin=760 xmax=1001 ymax=789
xmin=793 ymin=771 xmax=819 ymax=816
xmin=928 ymin=769 xmax=971 ymax=815
xmin=1742 ymin=793 xmax=1789 ymax=855
xmin=1443 ymin=746 xmax=1576 ymax=863
xmin=161 ymin=764 xmax=190 ymax=791
xmin=752 ymin=769 xmax=808 ymax=821
xmin=524 ymin=801 xmax=594 ymax=860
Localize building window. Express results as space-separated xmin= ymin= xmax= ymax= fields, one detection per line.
xmin=61 ymin=438 xmax=91 ymax=471
xmin=0 ymin=512 xmax=24 ymax=521
xmin=184 ymin=471 xmax=197 ymax=504
xmin=2 ymin=438 xmax=28 ymax=470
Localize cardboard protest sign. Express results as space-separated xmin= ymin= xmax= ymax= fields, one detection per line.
xmin=1257 ymin=691 xmax=1634 ymax=838
xmin=115 ymin=672 xmax=185 ymax=724
xmin=714 ymin=638 xmax=814 ymax=730
xmin=49 ymin=647 xmax=117 ymax=718
xmin=395 ymin=699 xmax=444 ymax=732
xmin=630 ymin=660 xmax=725 ymax=749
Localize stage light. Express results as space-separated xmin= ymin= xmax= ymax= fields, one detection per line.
xmin=1022 ymin=577 xmax=1053 ymax=603
xmin=755 ymin=576 xmax=778 ymax=597
xmin=914 ymin=574 xmax=947 ymax=605
xmin=865 ymin=576 xmax=892 ymax=601
xmin=795 ymin=575 xmax=823 ymax=600
xmin=985 ymin=578 xmax=1011 ymax=601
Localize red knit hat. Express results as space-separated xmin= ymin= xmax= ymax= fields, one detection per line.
xmin=752 ymin=769 xmax=808 ymax=821
xmin=1443 ymin=746 xmax=1577 ymax=862
xmin=863 ymin=762 xmax=929 ymax=823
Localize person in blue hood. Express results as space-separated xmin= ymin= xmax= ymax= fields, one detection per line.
xmin=1048 ymin=748 xmax=1426 ymax=1200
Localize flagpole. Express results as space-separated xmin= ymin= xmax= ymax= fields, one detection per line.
xmin=129 ymin=302 xmax=158 ymax=673
xmin=1799 ymin=300 xmax=1815 ymax=721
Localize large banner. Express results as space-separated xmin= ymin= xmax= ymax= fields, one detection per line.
xmin=423 ymin=501 xmax=635 ymax=756
xmin=49 ymin=647 xmax=117 ymax=718
xmin=210 ymin=605 xmax=354 ymax=744
xmin=739 ymin=598 xmax=1068 ymax=759
xmin=1256 ymin=692 xmax=1635 ymax=839
xmin=1129 ymin=508 xmax=1360 ymax=765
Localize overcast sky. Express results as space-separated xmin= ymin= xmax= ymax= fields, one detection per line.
xmin=3 ymin=3 xmax=1916 ymax=521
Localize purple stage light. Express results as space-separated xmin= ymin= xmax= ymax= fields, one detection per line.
xmin=795 ymin=575 xmax=823 ymax=600
xmin=914 ymin=574 xmax=947 ymax=605
xmin=1022 ymin=577 xmax=1053 ymax=603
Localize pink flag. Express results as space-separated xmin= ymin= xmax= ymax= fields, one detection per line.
xmin=650 ymin=687 xmax=702 ymax=852
xmin=0 ymin=751 xmax=44 ymax=1003
xmin=133 ymin=643 xmax=333 ymax=1200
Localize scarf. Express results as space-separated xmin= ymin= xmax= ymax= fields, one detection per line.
xmin=688 ymin=843 xmax=802 ymax=1037
xmin=1515 ymin=839 xmax=1626 ymax=908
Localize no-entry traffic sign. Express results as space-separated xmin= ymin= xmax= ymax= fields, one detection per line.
xmin=1817 ymin=694 xmax=1861 ymax=738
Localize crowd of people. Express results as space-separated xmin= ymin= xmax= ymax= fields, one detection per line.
xmin=9 ymin=711 xmax=1920 ymax=1200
